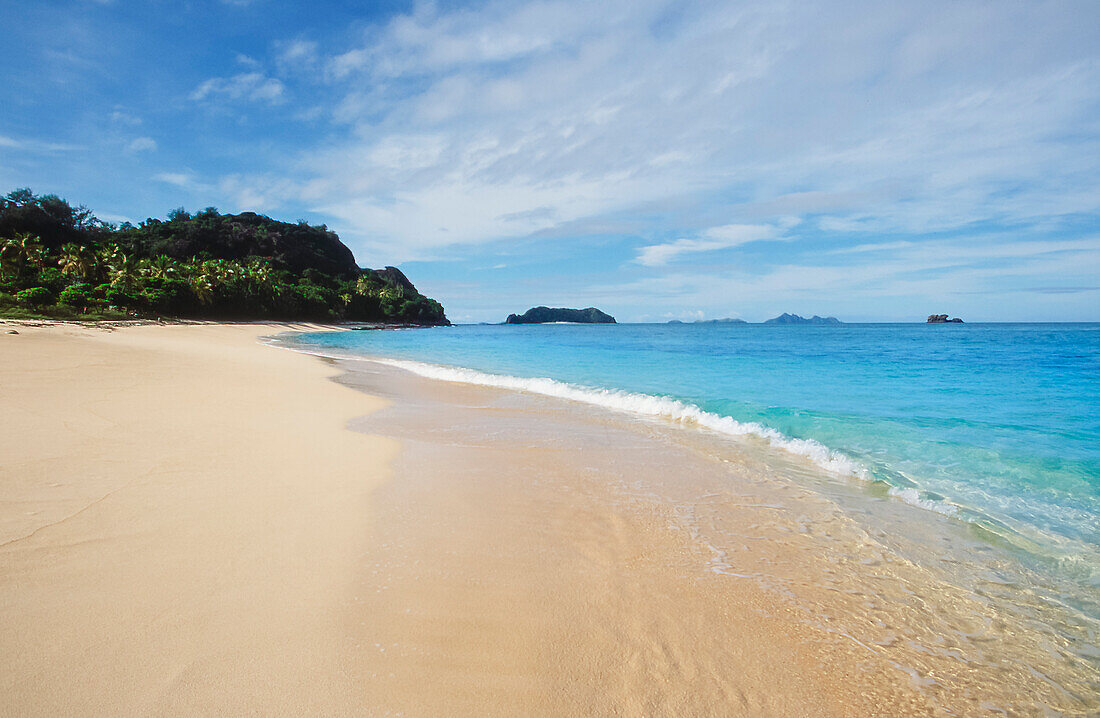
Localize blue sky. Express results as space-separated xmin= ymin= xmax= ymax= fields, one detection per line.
xmin=2 ymin=0 xmax=1098 ymax=322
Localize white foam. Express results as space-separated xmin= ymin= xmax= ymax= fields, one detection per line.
xmin=888 ymin=487 xmax=959 ymax=516
xmin=371 ymin=356 xmax=873 ymax=481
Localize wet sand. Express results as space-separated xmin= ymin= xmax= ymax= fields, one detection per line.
xmin=332 ymin=356 xmax=1098 ymax=716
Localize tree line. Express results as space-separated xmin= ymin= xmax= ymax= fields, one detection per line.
xmin=0 ymin=189 xmax=448 ymax=324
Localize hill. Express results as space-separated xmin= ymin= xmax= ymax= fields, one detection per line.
xmin=763 ymin=313 xmax=841 ymax=325
xmin=505 ymin=307 xmax=616 ymax=324
xmin=0 ymin=189 xmax=447 ymax=325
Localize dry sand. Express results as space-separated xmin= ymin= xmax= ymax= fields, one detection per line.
xmin=0 ymin=322 xmax=941 ymax=716
xmin=0 ymin=322 xmax=395 ymax=716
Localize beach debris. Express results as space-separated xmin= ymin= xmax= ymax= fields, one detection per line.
xmin=5 ymin=330 xmax=18 ymax=334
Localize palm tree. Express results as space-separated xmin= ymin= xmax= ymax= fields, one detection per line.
xmin=58 ymin=243 xmax=97 ymax=280
xmin=189 ymin=275 xmax=213 ymax=305
xmin=242 ymin=259 xmax=276 ymax=307
xmin=108 ymin=252 xmax=144 ymax=290
xmin=146 ymin=255 xmax=179 ymax=280
xmin=0 ymin=233 xmax=46 ymax=279
xmin=355 ymin=276 xmax=377 ymax=296
xmin=0 ymin=241 xmax=25 ymax=280
xmin=379 ymin=285 xmax=404 ymax=303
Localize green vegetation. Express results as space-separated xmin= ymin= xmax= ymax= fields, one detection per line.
xmin=0 ymin=189 xmax=448 ymax=324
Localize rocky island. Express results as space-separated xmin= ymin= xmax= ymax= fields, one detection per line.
xmin=764 ymin=313 xmax=842 ymax=325
xmin=505 ymin=306 xmax=616 ymax=324
xmin=927 ymin=314 xmax=964 ymax=323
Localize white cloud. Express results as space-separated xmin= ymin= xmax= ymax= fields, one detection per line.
xmin=277 ymin=39 xmax=319 ymax=73
xmin=209 ymin=0 xmax=1098 ymax=267
xmin=154 ymin=172 xmax=194 ymax=188
xmin=0 ymin=134 xmax=82 ymax=152
xmin=190 ymin=72 xmax=286 ymax=104
xmin=109 ymin=109 xmax=141 ymax=125
xmin=127 ymin=137 xmax=157 ymax=152
xmin=594 ymin=234 xmax=1100 ymax=321
xmin=636 ymin=224 xmax=782 ymax=266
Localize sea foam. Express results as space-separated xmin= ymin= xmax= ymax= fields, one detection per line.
xmin=370 ymin=356 xmax=873 ymax=481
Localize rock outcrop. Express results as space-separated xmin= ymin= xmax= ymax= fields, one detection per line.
xmin=927 ymin=314 xmax=964 ymax=323
xmin=505 ymin=307 xmax=616 ymax=324
xmin=764 ymin=313 xmax=842 ymax=325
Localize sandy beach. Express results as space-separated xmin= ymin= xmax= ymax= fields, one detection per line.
xmin=1 ymin=322 xmax=1091 ymax=716
xmin=0 ymin=323 xmax=397 ymax=715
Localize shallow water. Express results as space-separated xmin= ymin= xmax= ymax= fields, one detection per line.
xmin=318 ymin=355 xmax=1099 ymax=714
xmin=290 ymin=324 xmax=1100 ymax=578
xmin=277 ymin=323 xmax=1100 ymax=710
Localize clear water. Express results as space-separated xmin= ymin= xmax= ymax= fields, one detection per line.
xmin=290 ymin=323 xmax=1100 ymax=590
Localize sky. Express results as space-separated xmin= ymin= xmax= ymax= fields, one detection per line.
xmin=1 ymin=0 xmax=1098 ymax=322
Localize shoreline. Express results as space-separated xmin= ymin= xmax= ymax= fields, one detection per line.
xmin=285 ymin=336 xmax=1098 ymax=714
xmin=322 ymin=353 xmax=1099 ymax=715
xmin=2 ymin=322 xmax=1096 ymax=715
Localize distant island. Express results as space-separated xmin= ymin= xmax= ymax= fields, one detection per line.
xmin=667 ymin=318 xmax=747 ymax=324
xmin=505 ymin=306 xmax=616 ymax=324
xmin=0 ymin=188 xmax=448 ymax=325
xmin=764 ymin=313 xmax=842 ymax=325
xmin=927 ymin=314 xmax=964 ymax=323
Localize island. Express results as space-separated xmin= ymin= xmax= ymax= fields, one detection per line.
xmin=505 ymin=306 xmax=616 ymax=324
xmin=927 ymin=314 xmax=964 ymax=323
xmin=0 ymin=188 xmax=448 ymax=325
xmin=667 ymin=317 xmax=748 ymax=324
xmin=764 ymin=313 xmax=842 ymax=325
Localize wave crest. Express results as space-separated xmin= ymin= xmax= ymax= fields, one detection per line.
xmin=373 ymin=356 xmax=873 ymax=480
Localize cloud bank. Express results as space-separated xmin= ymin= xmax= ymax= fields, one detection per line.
xmin=209 ymin=0 xmax=1099 ymax=268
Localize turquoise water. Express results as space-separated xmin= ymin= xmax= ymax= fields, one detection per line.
xmin=290 ymin=323 xmax=1100 ymax=586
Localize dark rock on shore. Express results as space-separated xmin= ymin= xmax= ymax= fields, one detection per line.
xmin=505 ymin=306 xmax=616 ymax=324
xmin=764 ymin=313 xmax=842 ymax=325
xmin=927 ymin=314 xmax=964 ymax=323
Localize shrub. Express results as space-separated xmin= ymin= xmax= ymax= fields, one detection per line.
xmin=58 ymin=283 xmax=93 ymax=309
xmin=158 ymin=278 xmax=196 ymax=314
xmin=37 ymin=267 xmax=66 ymax=292
xmin=105 ymin=287 xmax=136 ymax=308
xmin=15 ymin=286 xmax=54 ymax=308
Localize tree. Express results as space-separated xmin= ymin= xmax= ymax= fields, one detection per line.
xmin=189 ymin=275 xmax=213 ymax=305
xmin=0 ymin=188 xmax=449 ymax=323
xmin=146 ymin=255 xmax=179 ymax=280
xmin=58 ymin=243 xmax=97 ymax=280
xmin=59 ymin=283 xmax=93 ymax=311
xmin=108 ymin=251 xmax=144 ymax=290
xmin=1 ymin=233 xmax=46 ymax=280
xmin=15 ymin=286 xmax=53 ymax=308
